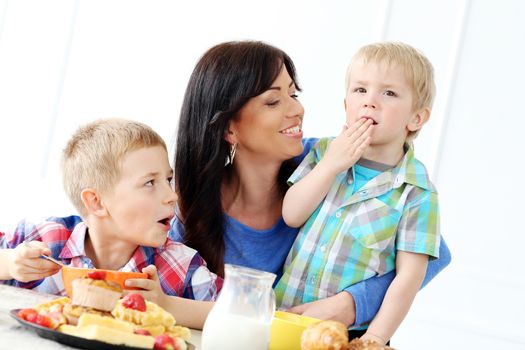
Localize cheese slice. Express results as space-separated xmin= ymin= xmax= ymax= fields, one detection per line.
xmin=58 ymin=313 xmax=154 ymax=349
xmin=59 ymin=324 xmax=154 ymax=349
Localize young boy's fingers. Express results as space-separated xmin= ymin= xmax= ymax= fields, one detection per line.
xmin=349 ymin=124 xmax=373 ymax=148
xmin=141 ymin=265 xmax=159 ymax=282
xmin=20 ymin=259 xmax=61 ymax=274
xmin=346 ymin=118 xmax=373 ymax=141
xmin=19 ymin=241 xmax=51 ymax=259
xmin=125 ymin=278 xmax=156 ymax=290
xmin=344 ymin=118 xmax=367 ymax=136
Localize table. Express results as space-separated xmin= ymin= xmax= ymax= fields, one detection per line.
xmin=0 ymin=284 xmax=202 ymax=349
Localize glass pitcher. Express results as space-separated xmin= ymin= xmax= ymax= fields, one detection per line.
xmin=201 ymin=264 xmax=276 ymax=350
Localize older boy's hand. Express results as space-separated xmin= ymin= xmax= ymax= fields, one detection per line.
xmin=8 ymin=241 xmax=61 ymax=282
xmin=319 ymin=118 xmax=373 ymax=175
xmin=286 ymin=291 xmax=356 ymax=327
xmin=124 ymin=265 xmax=168 ymax=309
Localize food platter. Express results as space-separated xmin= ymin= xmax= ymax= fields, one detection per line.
xmin=10 ymin=309 xmax=195 ymax=350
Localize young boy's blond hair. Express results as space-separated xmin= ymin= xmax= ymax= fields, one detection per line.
xmin=61 ymin=118 xmax=167 ymax=218
xmin=345 ymin=41 xmax=436 ymax=141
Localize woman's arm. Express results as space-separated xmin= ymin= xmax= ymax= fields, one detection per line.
xmin=347 ymin=237 xmax=451 ymax=326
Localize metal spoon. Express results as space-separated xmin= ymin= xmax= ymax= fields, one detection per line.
xmin=40 ymin=254 xmax=65 ymax=268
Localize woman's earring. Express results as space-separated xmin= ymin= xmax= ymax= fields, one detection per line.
xmin=225 ymin=143 xmax=237 ymax=166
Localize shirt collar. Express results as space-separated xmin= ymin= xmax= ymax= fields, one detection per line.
xmin=347 ymin=144 xmax=435 ymax=192
xmin=390 ymin=144 xmax=435 ymax=191
xmin=59 ymin=221 xmax=88 ymax=260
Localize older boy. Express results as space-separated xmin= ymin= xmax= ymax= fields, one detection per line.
xmin=0 ymin=118 xmax=220 ymax=327
xmin=275 ymin=42 xmax=441 ymax=344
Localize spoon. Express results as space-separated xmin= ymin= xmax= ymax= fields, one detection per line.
xmin=40 ymin=254 xmax=65 ymax=268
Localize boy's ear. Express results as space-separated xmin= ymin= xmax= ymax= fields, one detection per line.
xmin=80 ymin=188 xmax=108 ymax=217
xmin=407 ymin=107 xmax=430 ymax=132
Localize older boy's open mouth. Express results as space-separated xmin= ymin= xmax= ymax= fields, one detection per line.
xmin=157 ymin=217 xmax=171 ymax=226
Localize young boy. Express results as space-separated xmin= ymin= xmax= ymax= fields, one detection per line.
xmin=0 ymin=118 xmax=220 ymax=328
xmin=275 ymin=42 xmax=441 ymax=344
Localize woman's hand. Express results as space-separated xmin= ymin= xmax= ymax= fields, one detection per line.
xmin=124 ymin=265 xmax=168 ymax=309
xmin=286 ymin=291 xmax=356 ymax=327
xmin=319 ymin=118 xmax=373 ymax=175
xmin=7 ymin=241 xmax=61 ymax=282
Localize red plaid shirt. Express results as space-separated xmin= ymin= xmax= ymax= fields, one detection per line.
xmin=0 ymin=215 xmax=222 ymax=300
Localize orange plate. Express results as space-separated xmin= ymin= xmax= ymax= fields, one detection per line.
xmin=61 ymin=266 xmax=148 ymax=297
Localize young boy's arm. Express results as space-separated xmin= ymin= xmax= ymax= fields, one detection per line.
xmin=361 ymin=251 xmax=428 ymax=344
xmin=0 ymin=236 xmax=61 ymax=283
xmin=285 ymin=236 xmax=451 ymax=326
xmin=362 ymin=189 xmax=440 ymax=343
xmin=283 ymin=118 xmax=373 ymax=227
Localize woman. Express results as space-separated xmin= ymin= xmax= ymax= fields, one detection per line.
xmin=170 ymin=40 xmax=451 ymax=330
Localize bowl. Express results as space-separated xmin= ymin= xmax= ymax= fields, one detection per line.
xmin=269 ymin=311 xmax=322 ymax=350
xmin=61 ymin=266 xmax=148 ymax=297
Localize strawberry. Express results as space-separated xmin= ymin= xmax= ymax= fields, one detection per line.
xmin=134 ymin=329 xmax=151 ymax=336
xmin=17 ymin=308 xmax=38 ymax=323
xmin=34 ymin=313 xmax=59 ymax=329
xmin=87 ymin=270 xmax=107 ymax=280
xmin=121 ymin=293 xmax=147 ymax=312
xmin=154 ymin=334 xmax=178 ymax=350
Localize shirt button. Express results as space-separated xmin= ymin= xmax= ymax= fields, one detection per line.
xmin=335 ymin=211 xmax=342 ymax=218
xmin=320 ymin=245 xmax=326 ymax=253
xmin=309 ymin=275 xmax=316 ymax=284
xmin=359 ymin=189 xmax=368 ymax=197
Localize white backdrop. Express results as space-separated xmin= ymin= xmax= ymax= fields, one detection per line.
xmin=1 ymin=0 xmax=524 ymax=348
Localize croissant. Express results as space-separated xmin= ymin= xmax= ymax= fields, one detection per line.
xmin=301 ymin=320 xmax=396 ymax=350
xmin=347 ymin=338 xmax=394 ymax=350
xmin=301 ymin=320 xmax=349 ymax=350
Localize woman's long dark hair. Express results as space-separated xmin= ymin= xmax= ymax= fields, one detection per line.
xmin=175 ymin=41 xmax=301 ymax=276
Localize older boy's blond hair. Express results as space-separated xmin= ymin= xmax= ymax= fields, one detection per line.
xmin=61 ymin=118 xmax=167 ymax=217
xmin=345 ymin=41 xmax=435 ymax=141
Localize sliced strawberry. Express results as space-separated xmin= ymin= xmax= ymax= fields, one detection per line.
xmin=35 ymin=313 xmax=59 ymax=329
xmin=154 ymin=334 xmax=177 ymax=350
xmin=134 ymin=329 xmax=151 ymax=336
xmin=87 ymin=270 xmax=107 ymax=280
xmin=18 ymin=308 xmax=38 ymax=323
xmin=121 ymin=293 xmax=147 ymax=312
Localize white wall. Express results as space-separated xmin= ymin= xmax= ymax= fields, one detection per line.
xmin=1 ymin=0 xmax=524 ymax=348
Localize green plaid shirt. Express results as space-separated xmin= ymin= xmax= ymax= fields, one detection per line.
xmin=276 ymin=138 xmax=440 ymax=308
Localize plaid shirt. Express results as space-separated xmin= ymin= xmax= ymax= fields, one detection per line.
xmin=276 ymin=138 xmax=440 ymax=308
xmin=0 ymin=215 xmax=222 ymax=300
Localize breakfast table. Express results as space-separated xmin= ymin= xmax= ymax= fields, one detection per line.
xmin=0 ymin=284 xmax=202 ymax=349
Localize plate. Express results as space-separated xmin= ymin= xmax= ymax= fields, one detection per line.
xmin=10 ymin=309 xmax=195 ymax=350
